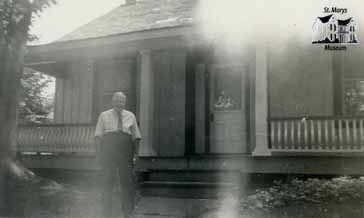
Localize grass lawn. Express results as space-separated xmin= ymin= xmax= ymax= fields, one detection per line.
xmin=2 ymin=163 xmax=364 ymax=218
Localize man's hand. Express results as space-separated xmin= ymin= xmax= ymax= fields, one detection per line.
xmin=133 ymin=154 xmax=139 ymax=165
xmin=133 ymin=139 xmax=140 ymax=165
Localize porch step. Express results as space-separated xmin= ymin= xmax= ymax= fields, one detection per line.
xmin=140 ymin=181 xmax=238 ymax=199
xmin=146 ymin=170 xmax=242 ymax=183
xmin=139 ymin=170 xmax=241 ymax=199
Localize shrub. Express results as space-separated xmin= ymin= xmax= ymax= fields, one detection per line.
xmin=240 ymin=176 xmax=364 ymax=211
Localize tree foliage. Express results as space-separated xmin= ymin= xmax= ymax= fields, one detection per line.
xmin=1 ymin=0 xmax=56 ymax=125
xmin=0 ymin=0 xmax=55 ymax=212
xmin=19 ymin=68 xmax=54 ymax=124
xmin=1 ymin=0 xmax=56 ymax=48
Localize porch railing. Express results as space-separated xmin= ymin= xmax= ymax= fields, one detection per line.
xmin=269 ymin=116 xmax=364 ymax=152
xmin=17 ymin=124 xmax=96 ymax=154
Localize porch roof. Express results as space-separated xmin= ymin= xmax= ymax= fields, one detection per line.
xmin=57 ymin=0 xmax=197 ymax=43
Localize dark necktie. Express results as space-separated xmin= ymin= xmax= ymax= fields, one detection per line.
xmin=117 ymin=111 xmax=123 ymax=132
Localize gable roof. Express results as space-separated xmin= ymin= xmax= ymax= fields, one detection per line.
xmin=318 ymin=14 xmax=333 ymax=23
xmin=58 ymin=0 xmax=197 ymax=42
xmin=338 ymin=18 xmax=352 ymax=26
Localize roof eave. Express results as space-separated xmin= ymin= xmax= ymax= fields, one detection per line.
xmin=27 ymin=25 xmax=197 ymax=55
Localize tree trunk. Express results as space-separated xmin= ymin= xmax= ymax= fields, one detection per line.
xmin=0 ymin=1 xmax=33 ymax=213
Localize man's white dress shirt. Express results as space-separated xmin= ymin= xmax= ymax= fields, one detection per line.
xmin=95 ymin=109 xmax=141 ymax=141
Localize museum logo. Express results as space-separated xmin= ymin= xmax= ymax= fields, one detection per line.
xmin=312 ymin=7 xmax=358 ymax=51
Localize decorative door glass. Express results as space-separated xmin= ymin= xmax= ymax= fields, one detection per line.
xmin=213 ymin=66 xmax=242 ymax=111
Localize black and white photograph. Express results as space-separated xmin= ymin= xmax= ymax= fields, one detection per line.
xmin=1 ymin=0 xmax=364 ymax=217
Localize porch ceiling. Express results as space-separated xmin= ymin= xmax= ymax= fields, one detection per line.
xmin=25 ymin=61 xmax=66 ymax=78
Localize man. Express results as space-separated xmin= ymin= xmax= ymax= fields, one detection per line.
xmin=95 ymin=92 xmax=141 ymax=217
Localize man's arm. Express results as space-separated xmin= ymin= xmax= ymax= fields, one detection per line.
xmin=130 ymin=114 xmax=142 ymax=163
xmin=133 ymin=138 xmax=140 ymax=164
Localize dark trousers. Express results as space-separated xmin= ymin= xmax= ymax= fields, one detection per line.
xmin=99 ymin=132 xmax=135 ymax=217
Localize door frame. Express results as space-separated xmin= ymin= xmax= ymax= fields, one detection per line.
xmin=206 ymin=62 xmax=251 ymax=154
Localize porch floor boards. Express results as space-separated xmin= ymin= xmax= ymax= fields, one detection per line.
xmin=18 ymin=154 xmax=364 ymax=175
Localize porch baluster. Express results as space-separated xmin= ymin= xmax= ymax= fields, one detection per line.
xmin=75 ymin=126 xmax=81 ymax=152
xmin=267 ymin=116 xmax=364 ymax=153
xmin=331 ymin=120 xmax=336 ymax=150
xmin=297 ymin=121 xmax=302 ymax=149
xmin=16 ymin=124 xmax=96 ymax=154
xmin=310 ymin=120 xmax=315 ymax=149
xmin=290 ymin=121 xmax=295 ymax=149
xmin=270 ymin=121 xmax=275 ymax=149
xmin=353 ymin=119 xmax=358 ymax=149
xmin=360 ymin=120 xmax=364 ymax=149
xmin=43 ymin=126 xmax=50 ymax=152
xmin=338 ymin=120 xmax=343 ymax=150
xmin=277 ymin=121 xmax=282 ymax=149
xmin=79 ymin=126 xmax=86 ymax=152
xmin=35 ymin=127 xmax=40 ymax=152
xmin=317 ymin=120 xmax=322 ymax=149
xmin=345 ymin=119 xmax=350 ymax=149
xmin=304 ymin=120 xmax=308 ymax=149
xmin=324 ymin=120 xmax=329 ymax=150
xmin=284 ymin=121 xmax=288 ymax=149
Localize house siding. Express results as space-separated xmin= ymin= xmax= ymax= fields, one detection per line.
xmin=54 ymin=60 xmax=94 ymax=123
xmin=343 ymin=44 xmax=364 ymax=78
xmin=94 ymin=58 xmax=137 ymax=119
xmin=153 ymin=50 xmax=186 ymax=156
xmin=268 ymin=44 xmax=334 ymax=117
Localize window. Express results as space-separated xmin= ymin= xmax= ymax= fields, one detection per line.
xmin=334 ymin=24 xmax=336 ymax=31
xmin=343 ymin=79 xmax=364 ymax=115
xmin=330 ymin=24 xmax=332 ymax=30
xmin=213 ymin=66 xmax=242 ymax=111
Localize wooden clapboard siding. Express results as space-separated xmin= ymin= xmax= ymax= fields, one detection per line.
xmin=153 ymin=50 xmax=186 ymax=156
xmin=78 ymin=63 xmax=88 ymax=122
xmin=63 ymin=72 xmax=73 ymax=123
xmin=94 ymin=58 xmax=136 ymax=119
xmin=71 ymin=62 xmax=80 ymax=123
xmin=268 ymin=43 xmax=334 ymax=117
xmin=86 ymin=61 xmax=94 ymax=122
xmin=194 ymin=63 xmax=206 ymax=153
xmin=54 ymin=60 xmax=94 ymax=124
xmin=78 ymin=61 xmax=94 ymax=122
xmin=343 ymin=44 xmax=364 ymax=78
xmin=153 ymin=51 xmax=166 ymax=155
xmin=54 ymin=78 xmax=64 ymax=123
xmin=342 ymin=27 xmax=364 ymax=78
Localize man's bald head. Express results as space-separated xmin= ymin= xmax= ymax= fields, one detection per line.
xmin=111 ymin=92 xmax=126 ymax=112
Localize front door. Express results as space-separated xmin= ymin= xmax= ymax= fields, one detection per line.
xmin=209 ymin=64 xmax=248 ymax=153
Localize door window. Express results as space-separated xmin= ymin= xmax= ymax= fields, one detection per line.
xmin=213 ymin=66 xmax=242 ymax=111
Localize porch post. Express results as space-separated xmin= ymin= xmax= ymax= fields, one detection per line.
xmin=252 ymin=44 xmax=271 ymax=156
xmin=138 ymin=49 xmax=156 ymax=156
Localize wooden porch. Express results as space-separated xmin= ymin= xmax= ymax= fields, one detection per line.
xmin=15 ymin=116 xmax=364 ymax=174
xmin=269 ymin=116 xmax=364 ymax=154
xmin=17 ymin=116 xmax=364 ymax=155
xmin=17 ymin=151 xmax=364 ymax=175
